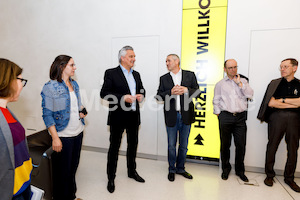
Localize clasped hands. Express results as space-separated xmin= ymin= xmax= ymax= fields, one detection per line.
xmin=124 ymin=94 xmax=144 ymax=103
xmin=171 ymin=85 xmax=188 ymax=95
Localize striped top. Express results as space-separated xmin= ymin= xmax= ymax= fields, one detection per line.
xmin=0 ymin=107 xmax=32 ymax=196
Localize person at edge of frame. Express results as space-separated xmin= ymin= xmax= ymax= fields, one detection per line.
xmin=257 ymin=58 xmax=300 ymax=193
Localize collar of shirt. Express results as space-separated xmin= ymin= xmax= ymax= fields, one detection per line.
xmin=225 ymin=76 xmax=240 ymax=86
xmin=170 ymin=68 xmax=182 ymax=77
xmin=281 ymin=77 xmax=299 ymax=83
xmin=224 ymin=76 xmax=232 ymax=82
xmin=170 ymin=69 xmax=182 ymax=85
xmin=120 ymin=64 xmax=133 ymax=74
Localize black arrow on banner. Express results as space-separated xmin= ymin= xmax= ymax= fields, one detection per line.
xmin=194 ymin=134 xmax=204 ymax=145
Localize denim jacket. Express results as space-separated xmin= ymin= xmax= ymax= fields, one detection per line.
xmin=41 ymin=79 xmax=85 ymax=132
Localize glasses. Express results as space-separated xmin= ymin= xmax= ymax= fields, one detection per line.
xmin=17 ymin=78 xmax=28 ymax=87
xmin=227 ymin=66 xmax=238 ymax=70
xmin=279 ymin=65 xmax=291 ymax=70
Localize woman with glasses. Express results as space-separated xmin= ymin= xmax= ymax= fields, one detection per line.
xmin=41 ymin=55 xmax=87 ymax=200
xmin=0 ymin=58 xmax=32 ymax=200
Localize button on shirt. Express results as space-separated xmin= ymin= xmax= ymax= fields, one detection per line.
xmin=120 ymin=64 xmax=136 ymax=111
xmin=273 ymin=78 xmax=300 ymax=99
xmin=170 ymin=69 xmax=182 ymax=111
xmin=213 ymin=76 xmax=254 ymax=114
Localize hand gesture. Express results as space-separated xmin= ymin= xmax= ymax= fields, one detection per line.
xmin=233 ymin=74 xmax=242 ymax=87
xmin=135 ymin=94 xmax=144 ymax=102
xmin=171 ymin=85 xmax=188 ymax=95
xmin=124 ymin=95 xmax=136 ymax=103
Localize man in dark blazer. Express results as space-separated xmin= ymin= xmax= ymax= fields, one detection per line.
xmin=257 ymin=58 xmax=300 ymax=193
xmin=100 ymin=46 xmax=146 ymax=193
xmin=156 ymin=54 xmax=200 ymax=182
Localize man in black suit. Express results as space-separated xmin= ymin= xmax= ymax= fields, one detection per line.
xmin=156 ymin=54 xmax=200 ymax=182
xmin=100 ymin=46 xmax=146 ymax=193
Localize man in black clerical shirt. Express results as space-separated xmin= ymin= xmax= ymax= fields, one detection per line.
xmin=258 ymin=58 xmax=300 ymax=193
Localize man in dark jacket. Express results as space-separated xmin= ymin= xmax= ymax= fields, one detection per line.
xmin=156 ymin=54 xmax=200 ymax=182
xmin=100 ymin=46 xmax=146 ymax=193
xmin=257 ymin=58 xmax=300 ymax=193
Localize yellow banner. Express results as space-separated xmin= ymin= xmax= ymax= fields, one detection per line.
xmin=181 ymin=0 xmax=228 ymax=159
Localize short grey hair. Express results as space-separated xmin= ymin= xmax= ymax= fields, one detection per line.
xmin=167 ymin=54 xmax=180 ymax=66
xmin=118 ymin=46 xmax=134 ymax=63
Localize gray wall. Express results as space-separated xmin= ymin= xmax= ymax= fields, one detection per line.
xmin=1 ymin=0 xmax=300 ymax=173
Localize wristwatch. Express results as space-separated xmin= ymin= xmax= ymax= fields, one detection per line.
xmin=282 ymin=98 xmax=286 ymax=103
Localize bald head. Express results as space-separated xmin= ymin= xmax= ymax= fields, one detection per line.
xmin=224 ymin=59 xmax=238 ymax=79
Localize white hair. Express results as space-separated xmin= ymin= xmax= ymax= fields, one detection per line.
xmin=118 ymin=46 xmax=134 ymax=63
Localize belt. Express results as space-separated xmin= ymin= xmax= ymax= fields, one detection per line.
xmin=222 ymin=111 xmax=245 ymax=116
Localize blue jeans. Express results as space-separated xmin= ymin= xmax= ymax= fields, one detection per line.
xmin=166 ymin=112 xmax=191 ymax=173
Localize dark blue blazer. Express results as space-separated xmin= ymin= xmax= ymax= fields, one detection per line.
xmin=100 ymin=66 xmax=145 ymax=126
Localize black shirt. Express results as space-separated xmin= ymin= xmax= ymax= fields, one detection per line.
xmin=273 ymin=77 xmax=300 ymax=111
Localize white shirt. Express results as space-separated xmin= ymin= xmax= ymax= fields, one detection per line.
xmin=58 ymin=91 xmax=84 ymax=137
xmin=170 ymin=69 xmax=182 ymax=111
xmin=213 ymin=76 xmax=254 ymax=114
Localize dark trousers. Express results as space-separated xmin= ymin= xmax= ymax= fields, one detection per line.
xmin=52 ymin=132 xmax=83 ymax=200
xmin=218 ymin=111 xmax=247 ymax=174
xmin=12 ymin=185 xmax=31 ymax=200
xmin=266 ymin=110 xmax=300 ymax=181
xmin=107 ymin=112 xmax=139 ymax=180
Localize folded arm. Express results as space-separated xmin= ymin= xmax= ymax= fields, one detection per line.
xmin=268 ymin=97 xmax=299 ymax=108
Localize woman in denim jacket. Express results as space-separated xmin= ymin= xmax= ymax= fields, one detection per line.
xmin=41 ymin=55 xmax=87 ymax=200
